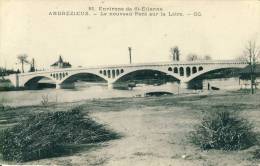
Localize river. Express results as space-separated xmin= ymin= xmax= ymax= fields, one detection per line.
xmin=0 ymin=78 xmax=241 ymax=107
xmin=0 ymin=82 xmax=180 ymax=107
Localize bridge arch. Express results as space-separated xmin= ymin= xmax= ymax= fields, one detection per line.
xmin=179 ymin=67 xmax=184 ymax=76
xmin=186 ymin=67 xmax=191 ymax=77
xmin=174 ymin=67 xmax=178 ymax=74
xmin=192 ymin=66 xmax=197 ymax=74
xmin=187 ymin=67 xmax=243 ymax=83
xmin=112 ymin=69 xmax=180 ymax=84
xmin=59 ymin=72 xmax=108 ymax=85
xmin=23 ymin=75 xmax=56 ymax=89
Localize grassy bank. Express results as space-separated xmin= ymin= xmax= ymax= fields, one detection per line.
xmin=0 ymin=90 xmax=260 ymax=165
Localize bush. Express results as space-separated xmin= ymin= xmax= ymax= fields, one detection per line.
xmin=189 ymin=111 xmax=257 ymax=151
xmin=41 ymin=94 xmax=49 ymax=106
xmin=0 ymin=104 xmax=12 ymax=112
xmin=0 ymin=107 xmax=119 ymax=162
xmin=252 ymin=148 xmax=260 ymax=159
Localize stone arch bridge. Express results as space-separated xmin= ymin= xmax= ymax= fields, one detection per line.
xmin=5 ymin=60 xmax=247 ymax=89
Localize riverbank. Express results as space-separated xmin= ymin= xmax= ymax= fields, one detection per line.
xmin=0 ymin=90 xmax=260 ymax=165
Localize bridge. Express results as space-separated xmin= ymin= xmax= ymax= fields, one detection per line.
xmin=5 ymin=60 xmax=247 ymax=89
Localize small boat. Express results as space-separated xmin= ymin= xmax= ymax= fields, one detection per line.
xmin=211 ymin=86 xmax=220 ymax=90
xmin=144 ymin=91 xmax=173 ymax=97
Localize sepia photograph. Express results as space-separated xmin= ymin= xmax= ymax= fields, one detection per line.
xmin=0 ymin=0 xmax=260 ymax=165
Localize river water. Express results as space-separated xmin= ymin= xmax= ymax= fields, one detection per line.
xmin=0 ymin=78 xmax=241 ymax=107
xmin=0 ymin=82 xmax=180 ymax=107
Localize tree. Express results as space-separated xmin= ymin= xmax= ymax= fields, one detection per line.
xmin=170 ymin=46 xmax=180 ymax=61
xmin=17 ymin=54 xmax=29 ymax=73
xmin=235 ymin=55 xmax=246 ymax=61
xmin=204 ymin=55 xmax=212 ymax=60
xmin=187 ymin=54 xmax=213 ymax=61
xmin=186 ymin=53 xmax=199 ymax=61
xmin=243 ymin=40 xmax=260 ymax=94
xmin=0 ymin=67 xmax=5 ymax=78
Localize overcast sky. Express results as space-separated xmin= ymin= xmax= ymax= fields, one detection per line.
xmin=0 ymin=0 xmax=260 ymax=70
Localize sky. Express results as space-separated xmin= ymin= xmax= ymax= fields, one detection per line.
xmin=0 ymin=0 xmax=260 ymax=70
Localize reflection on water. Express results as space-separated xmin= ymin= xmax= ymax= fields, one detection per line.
xmin=0 ymin=82 xmax=180 ymax=107
xmin=0 ymin=77 xmax=241 ymax=107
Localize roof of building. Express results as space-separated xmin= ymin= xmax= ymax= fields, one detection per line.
xmin=51 ymin=56 xmax=71 ymax=67
xmin=51 ymin=62 xmax=72 ymax=67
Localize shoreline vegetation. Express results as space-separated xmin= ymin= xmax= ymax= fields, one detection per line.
xmin=0 ymin=90 xmax=260 ymax=165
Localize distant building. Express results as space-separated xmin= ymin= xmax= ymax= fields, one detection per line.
xmin=51 ymin=55 xmax=72 ymax=69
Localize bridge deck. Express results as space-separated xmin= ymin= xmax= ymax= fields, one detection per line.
xmin=14 ymin=60 xmax=247 ymax=76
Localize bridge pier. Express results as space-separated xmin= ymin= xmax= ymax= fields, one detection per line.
xmin=179 ymin=82 xmax=189 ymax=89
xmin=15 ymin=74 xmax=19 ymax=88
xmin=107 ymin=82 xmax=114 ymax=89
xmin=56 ymin=84 xmax=61 ymax=89
xmin=56 ymin=83 xmax=75 ymax=89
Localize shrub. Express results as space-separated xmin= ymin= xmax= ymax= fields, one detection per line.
xmin=0 ymin=107 xmax=119 ymax=162
xmin=0 ymin=104 xmax=12 ymax=112
xmin=0 ymin=104 xmax=5 ymax=111
xmin=189 ymin=111 xmax=257 ymax=151
xmin=252 ymin=148 xmax=260 ymax=159
xmin=41 ymin=94 xmax=49 ymax=106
